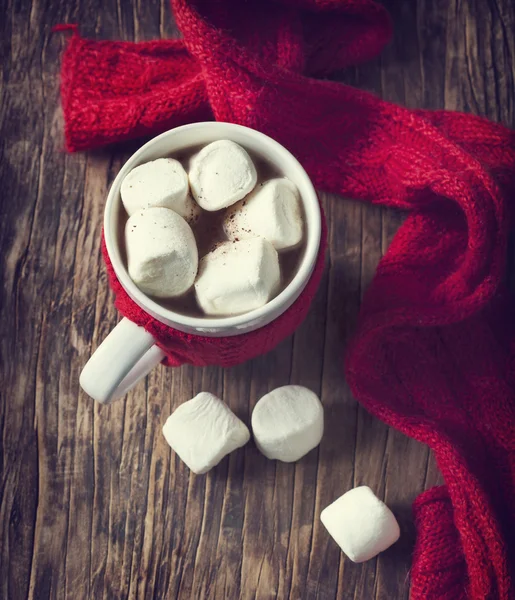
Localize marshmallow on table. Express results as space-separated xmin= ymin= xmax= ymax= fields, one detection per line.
xmin=125 ymin=207 xmax=198 ymax=298
xmin=194 ymin=238 xmax=280 ymax=316
xmin=121 ymin=158 xmax=201 ymax=223
xmin=162 ymin=392 xmax=250 ymax=474
xmin=321 ymin=486 xmax=400 ymax=563
xmin=224 ymin=178 xmax=303 ymax=251
xmin=251 ymin=385 xmax=323 ymax=462
xmin=189 ymin=140 xmax=258 ymax=211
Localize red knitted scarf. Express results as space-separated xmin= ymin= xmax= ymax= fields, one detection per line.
xmin=58 ymin=1 xmax=515 ymax=597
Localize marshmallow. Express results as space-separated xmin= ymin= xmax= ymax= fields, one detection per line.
xmin=121 ymin=158 xmax=200 ymax=223
xmin=251 ymin=385 xmax=323 ymax=462
xmin=162 ymin=392 xmax=250 ymax=474
xmin=320 ymin=486 xmax=400 ymax=563
xmin=125 ymin=207 xmax=198 ymax=298
xmin=189 ymin=140 xmax=258 ymax=211
xmin=194 ymin=238 xmax=280 ymax=316
xmin=224 ymin=178 xmax=303 ymax=251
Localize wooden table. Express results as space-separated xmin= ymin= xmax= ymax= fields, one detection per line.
xmin=1 ymin=1 xmax=513 ymax=598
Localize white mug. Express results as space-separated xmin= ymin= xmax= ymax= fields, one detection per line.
xmin=80 ymin=122 xmax=321 ymax=404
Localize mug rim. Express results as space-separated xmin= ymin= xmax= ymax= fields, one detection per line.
xmin=104 ymin=122 xmax=321 ymax=336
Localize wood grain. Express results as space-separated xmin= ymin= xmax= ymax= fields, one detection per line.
xmin=1 ymin=0 xmax=513 ymax=598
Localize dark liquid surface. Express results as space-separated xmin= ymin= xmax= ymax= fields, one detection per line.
xmin=120 ymin=145 xmax=306 ymax=318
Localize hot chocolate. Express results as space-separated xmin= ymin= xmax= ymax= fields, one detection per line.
xmin=119 ymin=142 xmax=306 ymax=318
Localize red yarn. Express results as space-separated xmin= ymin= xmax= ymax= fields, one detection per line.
xmin=58 ymin=1 xmax=515 ymax=597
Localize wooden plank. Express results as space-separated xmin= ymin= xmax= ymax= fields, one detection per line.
xmin=238 ymin=338 xmax=295 ymax=600
xmin=305 ymin=192 xmax=362 ymax=600
xmin=283 ymin=209 xmax=329 ymax=600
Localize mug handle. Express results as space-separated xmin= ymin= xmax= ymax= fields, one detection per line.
xmin=80 ymin=318 xmax=166 ymax=404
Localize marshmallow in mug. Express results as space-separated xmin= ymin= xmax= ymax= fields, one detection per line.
xmin=125 ymin=207 xmax=198 ymax=298
xmin=121 ymin=158 xmax=201 ymax=224
xmin=189 ymin=140 xmax=258 ymax=211
xmin=321 ymin=486 xmax=400 ymax=563
xmin=194 ymin=238 xmax=280 ymax=316
xmin=224 ymin=178 xmax=303 ymax=251
xmin=162 ymin=392 xmax=250 ymax=474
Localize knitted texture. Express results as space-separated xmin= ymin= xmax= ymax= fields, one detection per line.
xmin=58 ymin=0 xmax=515 ymax=597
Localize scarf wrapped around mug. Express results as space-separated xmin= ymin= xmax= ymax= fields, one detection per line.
xmin=57 ymin=1 xmax=515 ymax=597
